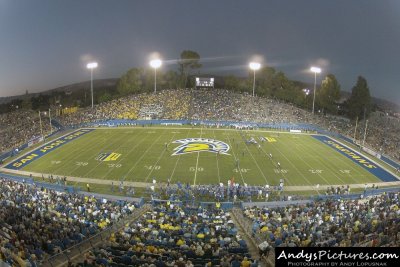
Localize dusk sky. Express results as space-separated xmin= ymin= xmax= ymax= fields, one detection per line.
xmin=0 ymin=0 xmax=399 ymax=104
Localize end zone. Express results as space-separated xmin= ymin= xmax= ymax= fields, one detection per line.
xmin=312 ymin=135 xmax=398 ymax=182
xmin=4 ymin=129 xmax=95 ymax=170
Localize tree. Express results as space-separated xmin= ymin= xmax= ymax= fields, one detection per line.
xmin=31 ymin=94 xmax=50 ymax=110
xmin=163 ymin=70 xmax=180 ymax=89
xmin=98 ymin=92 xmax=112 ymax=103
xmin=318 ymin=74 xmax=341 ymax=114
xmin=257 ymin=67 xmax=276 ymax=96
xmin=347 ymin=76 xmax=371 ymax=119
xmin=142 ymin=68 xmax=156 ymax=93
xmin=224 ymin=75 xmax=241 ymax=91
xmin=178 ymin=50 xmax=202 ymax=88
xmin=117 ymin=68 xmax=144 ymax=95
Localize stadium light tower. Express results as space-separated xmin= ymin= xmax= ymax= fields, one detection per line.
xmin=249 ymin=62 xmax=261 ymax=97
xmin=150 ymin=59 xmax=162 ymax=94
xmin=310 ymin=66 xmax=321 ymax=115
xmin=86 ymin=62 xmax=98 ymax=108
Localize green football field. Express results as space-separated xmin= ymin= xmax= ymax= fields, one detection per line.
xmin=18 ymin=127 xmax=383 ymax=187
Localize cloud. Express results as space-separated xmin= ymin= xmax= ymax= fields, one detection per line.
xmin=314 ymin=58 xmax=330 ymax=69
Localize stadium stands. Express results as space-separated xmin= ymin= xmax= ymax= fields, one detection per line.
xmin=1 ymin=89 xmax=399 ymax=161
xmin=0 ymin=178 xmax=136 ymax=266
xmin=243 ymin=191 xmax=400 ymax=248
xmin=0 ymin=110 xmax=52 ymax=154
xmin=72 ymin=202 xmax=258 ymax=267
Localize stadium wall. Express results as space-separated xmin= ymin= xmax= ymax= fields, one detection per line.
xmin=0 ymin=172 xmax=78 ymax=193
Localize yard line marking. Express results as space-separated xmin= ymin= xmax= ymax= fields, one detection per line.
xmin=124 ymin=129 xmax=166 ymax=179
xmin=288 ymin=142 xmax=331 ymax=185
xmin=82 ymin=130 xmax=140 ymax=178
xmin=100 ymin=130 xmax=148 ymax=179
xmin=144 ymin=132 xmax=178 ymax=183
xmin=224 ymin=130 xmax=246 ymax=185
xmin=193 ymin=126 xmax=203 ymax=186
xmin=241 ymin=130 xmax=269 ymax=184
xmin=255 ymin=134 xmax=292 ymax=186
xmin=193 ymin=151 xmax=201 ymax=186
xmin=296 ymin=139 xmax=353 ymax=184
xmin=307 ymin=139 xmax=366 ymax=183
xmin=55 ymin=130 xmax=113 ymax=175
xmin=41 ymin=130 xmax=102 ymax=174
xmin=212 ymin=129 xmax=221 ymax=184
xmin=269 ymin=141 xmax=319 ymax=193
xmin=168 ymin=128 xmax=193 ymax=182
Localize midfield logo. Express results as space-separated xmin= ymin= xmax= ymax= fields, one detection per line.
xmin=172 ymin=138 xmax=230 ymax=156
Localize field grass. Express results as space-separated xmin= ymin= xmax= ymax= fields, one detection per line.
xmin=19 ymin=127 xmax=384 ymax=188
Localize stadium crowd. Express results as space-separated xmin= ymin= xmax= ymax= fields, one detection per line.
xmin=0 ymin=178 xmax=136 ymax=266
xmin=245 ymin=191 xmax=400 ymax=248
xmin=0 ymin=110 xmax=52 ymax=154
xmin=73 ymin=202 xmax=258 ymax=267
xmin=154 ymin=182 xmax=290 ymax=203
xmin=1 ymin=89 xmax=399 ymax=162
xmin=57 ymin=89 xmax=311 ymax=127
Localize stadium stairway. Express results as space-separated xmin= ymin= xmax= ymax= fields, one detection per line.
xmin=51 ymin=118 xmax=66 ymax=131
xmin=231 ymin=208 xmax=272 ymax=267
xmin=41 ymin=204 xmax=153 ymax=267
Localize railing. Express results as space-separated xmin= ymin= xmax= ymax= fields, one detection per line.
xmin=41 ymin=204 xmax=152 ymax=267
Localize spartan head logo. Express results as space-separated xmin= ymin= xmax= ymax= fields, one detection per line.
xmin=172 ymin=138 xmax=230 ymax=156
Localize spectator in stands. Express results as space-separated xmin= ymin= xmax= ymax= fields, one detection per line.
xmin=0 ymin=177 xmax=136 ymax=265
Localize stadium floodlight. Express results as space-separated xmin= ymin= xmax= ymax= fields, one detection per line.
xmin=303 ymin=88 xmax=310 ymax=96
xmin=310 ymin=66 xmax=321 ymax=115
xmin=249 ymin=62 xmax=261 ymax=97
xmin=150 ymin=59 xmax=162 ymax=94
xmin=87 ymin=62 xmax=98 ymax=109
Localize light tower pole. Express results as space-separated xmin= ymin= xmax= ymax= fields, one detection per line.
xmin=86 ymin=62 xmax=98 ymax=108
xmin=249 ymin=62 xmax=261 ymax=97
xmin=150 ymin=59 xmax=162 ymax=94
xmin=310 ymin=66 xmax=321 ymax=114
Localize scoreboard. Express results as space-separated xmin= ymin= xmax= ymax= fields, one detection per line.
xmin=195 ymin=77 xmax=214 ymax=88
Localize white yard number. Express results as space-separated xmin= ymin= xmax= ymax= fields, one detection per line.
xmin=51 ymin=160 xmax=61 ymax=165
xmin=108 ymin=164 xmax=122 ymax=168
xmin=233 ymin=168 xmax=250 ymax=173
xmin=274 ymin=169 xmax=288 ymax=174
xmin=309 ymin=169 xmax=323 ymax=174
xmin=76 ymin=162 xmax=88 ymax=166
xmin=339 ymin=170 xmax=351 ymax=174
xmin=144 ymin=165 xmax=161 ymax=170
xmin=189 ymin=167 xmax=204 ymax=172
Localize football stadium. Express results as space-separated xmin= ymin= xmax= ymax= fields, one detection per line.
xmin=1 ymin=2 xmax=400 ymax=267
xmin=1 ymin=88 xmax=399 ymax=267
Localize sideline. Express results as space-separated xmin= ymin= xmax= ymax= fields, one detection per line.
xmin=2 ymin=167 xmax=400 ymax=191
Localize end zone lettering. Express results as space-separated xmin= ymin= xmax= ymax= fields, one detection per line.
xmin=12 ymin=153 xmax=39 ymax=168
xmin=324 ymin=140 xmax=376 ymax=169
xmin=40 ymin=140 xmax=66 ymax=153
xmin=64 ymin=130 xmax=91 ymax=140
xmin=4 ymin=129 xmax=95 ymax=170
xmin=312 ymin=135 xmax=398 ymax=182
